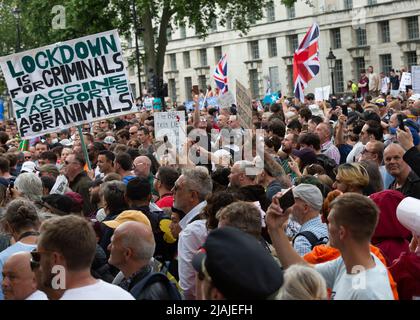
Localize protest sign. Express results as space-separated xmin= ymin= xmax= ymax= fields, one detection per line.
xmin=412 ymin=66 xmax=420 ymax=94
xmin=154 ymin=111 xmax=186 ymax=151
xmin=0 ymin=30 xmax=136 ymax=139
xmin=144 ymin=97 xmax=154 ymax=110
xmin=235 ymin=80 xmax=253 ymax=129
xmin=217 ymin=91 xmax=235 ymax=108
xmin=399 ymin=72 xmax=412 ymax=92
xmin=314 ymin=85 xmax=331 ymax=101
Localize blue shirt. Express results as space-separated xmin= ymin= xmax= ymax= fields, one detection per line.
xmin=293 ymin=216 xmax=328 ymax=256
xmin=0 ymin=242 xmax=37 ymax=300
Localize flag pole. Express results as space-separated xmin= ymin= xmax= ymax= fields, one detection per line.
xmin=77 ymin=125 xmax=92 ymax=171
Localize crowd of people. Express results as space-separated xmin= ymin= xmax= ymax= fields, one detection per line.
xmin=0 ymin=74 xmax=420 ymax=300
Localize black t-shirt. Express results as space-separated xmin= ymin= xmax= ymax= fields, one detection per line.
xmin=390 ymin=75 xmax=400 ymax=90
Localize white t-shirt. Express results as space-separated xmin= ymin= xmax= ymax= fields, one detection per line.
xmin=60 ymin=280 xmax=135 ymax=300
xmin=346 ymin=141 xmax=364 ymax=163
xmin=315 ymin=254 xmax=394 ymax=300
xmin=381 ymin=77 xmax=390 ymax=94
xmin=26 ymin=290 xmax=48 ymax=300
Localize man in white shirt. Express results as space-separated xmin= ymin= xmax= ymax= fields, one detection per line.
xmin=266 ymin=192 xmax=394 ymax=300
xmin=173 ymin=167 xmax=213 ymax=300
xmin=380 ymin=72 xmax=390 ymax=95
xmin=2 ymin=252 xmax=48 ymax=300
xmin=36 ymin=215 xmax=134 ymax=300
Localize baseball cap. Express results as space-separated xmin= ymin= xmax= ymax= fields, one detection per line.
xmin=292 ymin=183 xmax=324 ymax=211
xmin=60 ymin=139 xmax=73 ymax=147
xmin=102 ymin=210 xmax=151 ymax=229
xmin=291 ymin=148 xmax=317 ymax=168
xmin=375 ymin=98 xmax=386 ymax=107
xmin=20 ymin=161 xmax=37 ymax=173
xmin=192 ymin=227 xmax=284 ymax=300
xmin=103 ymin=136 xmax=116 ymax=145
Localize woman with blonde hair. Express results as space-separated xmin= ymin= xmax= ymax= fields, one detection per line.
xmin=277 ymin=264 xmax=327 ymax=300
xmin=332 ymin=162 xmax=369 ymax=194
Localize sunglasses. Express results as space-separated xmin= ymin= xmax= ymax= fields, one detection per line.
xmin=24 ymin=156 xmax=32 ymax=160
xmin=130 ymin=132 xmax=137 ymax=135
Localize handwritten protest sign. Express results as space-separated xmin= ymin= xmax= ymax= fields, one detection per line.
xmin=235 ymin=80 xmax=253 ymax=129
xmin=154 ymin=111 xmax=186 ymax=151
xmin=314 ymin=85 xmax=331 ymax=101
xmin=0 ymin=30 xmax=135 ymax=139
xmin=399 ymin=72 xmax=412 ymax=92
xmin=217 ymin=91 xmax=235 ymax=108
xmin=412 ymin=66 xmax=420 ymax=94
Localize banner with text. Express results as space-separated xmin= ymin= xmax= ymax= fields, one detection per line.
xmin=154 ymin=111 xmax=186 ymax=151
xmin=235 ymin=80 xmax=253 ymax=129
xmin=0 ymin=30 xmax=135 ymax=139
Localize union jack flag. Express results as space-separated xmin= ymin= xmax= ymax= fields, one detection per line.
xmin=213 ymin=54 xmax=228 ymax=94
xmin=293 ymin=23 xmax=320 ymax=102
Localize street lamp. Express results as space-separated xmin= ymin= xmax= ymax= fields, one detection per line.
xmin=131 ymin=0 xmax=143 ymax=100
xmin=326 ymin=48 xmax=337 ymax=95
xmin=12 ymin=7 xmax=21 ymax=53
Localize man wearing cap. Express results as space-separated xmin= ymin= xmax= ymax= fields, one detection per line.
xmin=288 ymin=184 xmax=328 ymax=256
xmin=38 ymin=164 xmax=60 ymax=179
xmin=192 ymin=227 xmax=283 ymax=300
xmin=266 ymin=192 xmax=394 ymax=300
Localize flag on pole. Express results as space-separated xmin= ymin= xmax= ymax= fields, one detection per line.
xmin=18 ymin=139 xmax=28 ymax=151
xmin=213 ymin=54 xmax=228 ymax=94
xmin=293 ymin=23 xmax=320 ymax=102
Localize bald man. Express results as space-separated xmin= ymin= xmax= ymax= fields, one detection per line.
xmin=315 ymin=122 xmax=340 ymax=165
xmin=384 ymin=143 xmax=420 ymax=198
xmin=133 ymin=156 xmax=152 ymax=179
xmin=108 ymin=221 xmax=172 ymax=300
xmin=2 ymin=252 xmax=48 ymax=300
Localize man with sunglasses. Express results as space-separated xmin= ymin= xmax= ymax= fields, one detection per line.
xmin=2 ymin=252 xmax=47 ymax=300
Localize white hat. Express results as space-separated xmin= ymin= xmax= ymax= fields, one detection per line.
xmin=309 ymin=105 xmax=325 ymax=118
xmin=292 ymin=183 xmax=323 ymax=211
xmin=397 ymin=197 xmax=420 ymax=235
xmin=60 ymin=139 xmax=73 ymax=147
xmin=408 ymin=94 xmax=420 ymax=101
xmin=20 ymin=161 xmax=37 ymax=173
xmin=104 ymin=136 xmax=116 ymax=145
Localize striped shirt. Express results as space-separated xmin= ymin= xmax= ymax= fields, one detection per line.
xmin=293 ymin=216 xmax=328 ymax=256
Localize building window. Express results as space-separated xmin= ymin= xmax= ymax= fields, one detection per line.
xmin=226 ymin=17 xmax=232 ymax=30
xmin=266 ymin=1 xmax=275 ymax=22
xmin=343 ymin=0 xmax=353 ymax=10
xmin=356 ymin=28 xmax=367 ymax=46
xmin=407 ymin=16 xmax=419 ymax=40
xmin=210 ymin=18 xmax=217 ymax=32
xmin=406 ymin=51 xmax=418 ymax=69
xmin=169 ymin=79 xmax=176 ymax=103
xmin=380 ymin=54 xmax=392 ymax=75
xmin=334 ymin=59 xmax=344 ymax=93
xmin=249 ymin=41 xmax=260 ymax=60
xmin=267 ymin=38 xmax=277 ymax=58
xmin=379 ymin=21 xmax=390 ymax=43
xmin=185 ymin=77 xmax=192 ymax=101
xmin=367 ymin=0 xmax=377 ymax=5
xmin=214 ymin=46 xmax=222 ymax=61
xmin=198 ymin=75 xmax=207 ymax=92
xmin=179 ymin=24 xmax=186 ymax=38
xmin=354 ymin=57 xmax=366 ymax=79
xmin=288 ymin=34 xmax=299 ymax=54
xmin=269 ymin=67 xmax=280 ymax=92
xmin=169 ymin=54 xmax=177 ymax=70
xmin=183 ymin=52 xmax=191 ymax=69
xmin=331 ymin=28 xmax=341 ymax=49
xmin=286 ymin=5 xmax=295 ymax=19
xmin=249 ymin=69 xmax=260 ymax=99
xmin=199 ymin=48 xmax=208 ymax=66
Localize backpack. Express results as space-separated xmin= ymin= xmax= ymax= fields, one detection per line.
xmin=315 ymin=154 xmax=337 ymax=180
xmin=292 ymin=231 xmax=329 ymax=250
xmin=130 ymin=272 xmax=183 ymax=300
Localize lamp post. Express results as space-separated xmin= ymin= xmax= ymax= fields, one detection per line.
xmin=131 ymin=0 xmax=143 ymax=100
xmin=12 ymin=7 xmax=21 ymax=53
xmin=326 ymin=48 xmax=337 ymax=96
